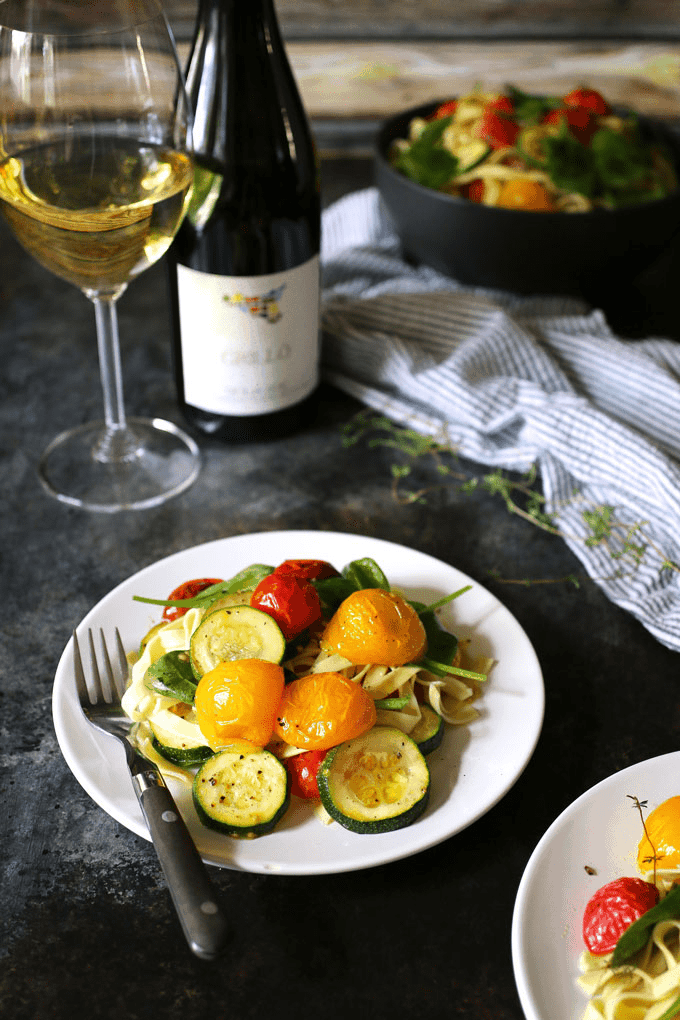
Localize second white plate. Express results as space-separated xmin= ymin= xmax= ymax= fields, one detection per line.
xmin=53 ymin=529 xmax=544 ymax=875
xmin=512 ymin=750 xmax=680 ymax=1020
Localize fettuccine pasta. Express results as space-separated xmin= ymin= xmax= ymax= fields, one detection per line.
xmin=123 ymin=563 xmax=495 ymax=824
xmin=578 ymin=920 xmax=680 ymax=1020
xmin=389 ymin=85 xmax=678 ymax=212
xmin=122 ymin=605 xmax=490 ymax=774
xmin=119 ymin=554 xmax=504 ymax=840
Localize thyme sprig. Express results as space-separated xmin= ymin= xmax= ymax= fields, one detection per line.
xmin=342 ymin=412 xmax=680 ymax=584
xmin=629 ymin=794 xmax=659 ymax=887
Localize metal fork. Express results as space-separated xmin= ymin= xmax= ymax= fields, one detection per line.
xmin=73 ymin=628 xmax=229 ymax=961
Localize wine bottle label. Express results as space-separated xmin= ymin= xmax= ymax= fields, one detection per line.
xmin=177 ymin=256 xmax=320 ymax=415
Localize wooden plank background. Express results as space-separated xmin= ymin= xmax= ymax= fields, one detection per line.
xmin=164 ymin=1 xmax=680 ymax=154
xmin=163 ymin=1 xmax=680 ymax=41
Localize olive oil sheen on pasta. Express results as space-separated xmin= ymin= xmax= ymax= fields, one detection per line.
xmin=167 ymin=0 xmax=321 ymax=442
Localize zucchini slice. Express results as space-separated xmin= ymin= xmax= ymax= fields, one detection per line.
xmin=457 ymin=141 xmax=492 ymax=173
xmin=151 ymin=736 xmax=212 ymax=767
xmin=193 ymin=746 xmax=291 ymax=838
xmin=149 ymin=709 xmax=212 ymax=767
xmin=318 ymin=726 xmax=430 ymax=834
xmin=189 ymin=605 xmax=286 ymax=678
xmin=198 ymin=589 xmax=254 ymax=615
xmin=410 ymin=704 xmax=445 ymax=755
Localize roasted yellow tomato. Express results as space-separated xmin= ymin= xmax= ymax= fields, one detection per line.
xmin=496 ymin=179 xmax=556 ymax=211
xmin=637 ymin=796 xmax=680 ymax=875
xmin=321 ymin=588 xmax=427 ymax=667
xmin=274 ymin=671 xmax=377 ymax=750
xmin=195 ymin=658 xmax=285 ymax=749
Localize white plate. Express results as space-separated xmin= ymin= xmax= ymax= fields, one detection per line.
xmin=512 ymin=750 xmax=680 ymax=1020
xmin=53 ymin=529 xmax=544 ymax=875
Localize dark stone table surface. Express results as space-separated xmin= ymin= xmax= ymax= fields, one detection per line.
xmin=2 ymin=155 xmax=679 ymax=1020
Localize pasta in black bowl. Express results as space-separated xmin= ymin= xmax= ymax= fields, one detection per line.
xmin=374 ymin=87 xmax=680 ymax=298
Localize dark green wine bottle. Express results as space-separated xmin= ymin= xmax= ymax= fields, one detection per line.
xmin=168 ymin=0 xmax=321 ymax=441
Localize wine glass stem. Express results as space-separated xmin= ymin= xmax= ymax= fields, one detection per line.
xmin=93 ymin=295 xmax=125 ymax=430
xmin=91 ymin=294 xmax=140 ymax=463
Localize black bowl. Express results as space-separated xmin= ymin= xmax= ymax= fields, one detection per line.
xmin=374 ymin=100 xmax=680 ymax=298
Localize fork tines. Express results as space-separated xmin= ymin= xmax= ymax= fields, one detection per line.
xmin=73 ymin=628 xmax=128 ymax=705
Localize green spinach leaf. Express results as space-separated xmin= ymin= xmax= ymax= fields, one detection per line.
xmin=611 ymin=885 xmax=680 ymax=966
xmin=507 ymin=85 xmax=562 ymax=124
xmin=144 ymin=651 xmax=198 ymax=704
xmin=374 ymin=695 xmax=412 ymax=710
xmin=313 ymin=557 xmax=391 ymax=613
xmin=133 ymin=563 xmax=274 ymax=611
xmin=416 ymin=607 xmax=459 ymax=665
xmin=342 ymin=557 xmax=391 ymax=592
xmin=392 ymin=116 xmax=459 ymax=190
xmin=590 ymin=126 xmax=654 ymax=204
xmin=541 ymin=128 xmax=598 ymax=198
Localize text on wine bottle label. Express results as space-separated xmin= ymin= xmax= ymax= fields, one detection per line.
xmin=177 ymin=256 xmax=320 ymax=416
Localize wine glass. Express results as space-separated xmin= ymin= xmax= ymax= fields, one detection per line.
xmin=0 ymin=0 xmax=200 ymax=511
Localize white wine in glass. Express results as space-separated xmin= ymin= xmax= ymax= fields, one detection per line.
xmin=0 ymin=0 xmax=201 ymax=511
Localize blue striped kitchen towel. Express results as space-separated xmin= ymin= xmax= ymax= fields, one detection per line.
xmin=320 ymin=187 xmax=680 ymax=653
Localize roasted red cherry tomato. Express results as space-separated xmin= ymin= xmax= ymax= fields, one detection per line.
xmin=162 ymin=578 xmax=223 ymax=621
xmin=460 ymin=177 xmax=484 ymax=203
xmin=476 ymin=99 xmax=520 ymax=150
xmin=431 ymin=99 xmax=458 ymax=119
xmin=582 ymin=876 xmax=659 ymax=955
xmin=285 ymin=749 xmax=327 ymax=800
xmin=251 ymin=572 xmax=322 ymax=641
xmin=544 ymin=106 xmax=597 ymax=145
xmin=488 ymin=96 xmax=515 ymax=115
xmin=273 ymin=559 xmax=339 ymax=581
xmin=563 ymin=87 xmax=610 ymax=116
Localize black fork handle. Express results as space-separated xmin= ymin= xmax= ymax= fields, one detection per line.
xmin=130 ymin=763 xmax=230 ymax=961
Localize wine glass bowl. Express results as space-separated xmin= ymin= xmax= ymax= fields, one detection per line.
xmin=0 ymin=140 xmax=193 ymax=296
xmin=0 ymin=0 xmax=200 ymax=511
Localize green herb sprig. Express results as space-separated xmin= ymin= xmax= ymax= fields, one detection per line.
xmin=343 ymin=411 xmax=680 ymax=586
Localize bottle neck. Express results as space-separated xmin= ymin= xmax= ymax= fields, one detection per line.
xmin=196 ymin=0 xmax=278 ymax=20
xmin=192 ymin=0 xmax=284 ymax=59
xmin=186 ymin=0 xmax=309 ymax=172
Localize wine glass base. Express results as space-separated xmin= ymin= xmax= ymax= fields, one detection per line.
xmin=38 ymin=417 xmax=201 ymax=512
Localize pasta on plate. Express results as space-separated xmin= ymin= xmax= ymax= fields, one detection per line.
xmin=121 ymin=557 xmax=494 ymax=837
xmin=121 ymin=606 xmax=489 ymax=778
xmin=578 ymin=921 xmax=680 ymax=1020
